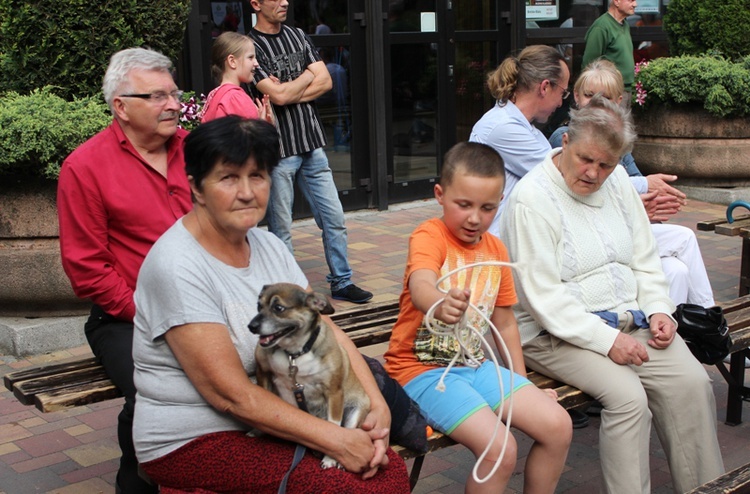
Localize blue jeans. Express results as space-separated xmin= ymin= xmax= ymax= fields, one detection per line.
xmin=267 ymin=147 xmax=353 ymax=291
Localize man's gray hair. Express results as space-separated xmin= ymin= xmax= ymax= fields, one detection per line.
xmin=102 ymin=48 xmax=174 ymax=112
xmin=567 ymin=93 xmax=637 ymax=157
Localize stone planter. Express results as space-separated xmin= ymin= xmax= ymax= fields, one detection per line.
xmin=632 ymin=106 xmax=750 ymax=187
xmin=0 ymin=178 xmax=90 ymax=317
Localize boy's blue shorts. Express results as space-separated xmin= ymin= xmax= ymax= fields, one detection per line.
xmin=403 ymin=360 xmax=532 ymax=435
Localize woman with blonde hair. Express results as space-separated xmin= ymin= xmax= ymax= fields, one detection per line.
xmin=200 ymin=31 xmax=273 ymax=123
xmin=470 ymin=44 xmax=570 ymax=234
xmin=551 ymin=59 xmax=638 ymax=174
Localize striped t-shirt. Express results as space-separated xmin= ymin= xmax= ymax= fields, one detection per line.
xmin=250 ymin=25 xmax=327 ymax=158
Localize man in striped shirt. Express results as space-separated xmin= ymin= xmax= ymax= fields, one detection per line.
xmin=249 ymin=0 xmax=372 ymax=304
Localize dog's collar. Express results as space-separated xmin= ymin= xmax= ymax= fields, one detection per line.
xmin=285 ymin=325 xmax=321 ymax=359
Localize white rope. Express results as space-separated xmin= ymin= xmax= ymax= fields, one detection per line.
xmin=423 ymin=260 xmax=522 ymax=484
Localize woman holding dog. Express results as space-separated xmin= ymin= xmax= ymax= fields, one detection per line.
xmin=498 ymin=95 xmax=724 ymax=493
xmin=131 ymin=116 xmax=409 ymax=492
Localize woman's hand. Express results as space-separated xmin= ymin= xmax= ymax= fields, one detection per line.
xmin=332 ymin=425 xmax=392 ymax=478
xmin=608 ymin=332 xmax=650 ymax=365
xmin=435 ymin=288 xmax=470 ymax=325
xmin=255 ymin=94 xmax=274 ymax=125
xmin=640 ymin=191 xmax=683 ymax=222
xmin=331 ymin=427 xmax=379 ymax=475
xmin=648 ymin=313 xmax=676 ymax=349
xmin=358 ymin=421 xmax=391 ymax=479
xmin=359 ymin=405 xmax=391 ymax=478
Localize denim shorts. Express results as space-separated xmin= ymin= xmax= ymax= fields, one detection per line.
xmin=403 ymin=360 xmax=531 ymax=434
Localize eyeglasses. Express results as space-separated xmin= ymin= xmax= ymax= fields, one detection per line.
xmin=550 ymin=81 xmax=570 ymax=100
xmin=118 ymin=90 xmax=184 ymax=104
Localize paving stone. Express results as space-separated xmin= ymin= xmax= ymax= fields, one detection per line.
xmin=64 ymin=441 xmax=120 ymax=468
xmin=0 ymin=443 xmax=19 ymax=456
xmin=47 ymin=477 xmax=112 ymax=494
xmin=0 ymin=461 xmax=67 ymax=494
xmin=63 ymin=424 xmax=94 ymax=437
xmin=0 ymin=423 xmax=32 ymax=445
xmin=15 ymin=430 xmax=81 ymax=457
xmin=16 ymin=417 xmax=46 ymax=429
xmin=60 ymin=456 xmax=119 ymax=484
xmin=11 ymin=452 xmax=69 ymax=474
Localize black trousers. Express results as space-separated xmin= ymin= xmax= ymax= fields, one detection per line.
xmin=84 ymin=305 xmax=158 ymax=494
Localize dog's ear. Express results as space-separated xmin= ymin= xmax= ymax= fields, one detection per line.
xmin=259 ymin=285 xmax=272 ymax=299
xmin=306 ymin=291 xmax=335 ymax=315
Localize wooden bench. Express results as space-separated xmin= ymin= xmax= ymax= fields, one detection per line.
xmin=3 ymin=299 xmax=593 ymax=490
xmin=699 ymin=214 xmax=750 ymax=426
xmin=685 ymin=461 xmax=750 ymax=494
xmin=709 ymin=295 xmax=750 ymax=426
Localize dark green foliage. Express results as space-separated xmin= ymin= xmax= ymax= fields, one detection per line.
xmin=0 ymin=87 xmax=111 ymax=179
xmin=665 ymin=0 xmax=750 ymax=59
xmin=0 ymin=0 xmax=191 ymax=99
xmin=634 ymin=55 xmax=750 ymax=117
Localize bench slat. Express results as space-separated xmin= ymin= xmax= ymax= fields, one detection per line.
xmin=716 ymin=218 xmax=750 ymax=237
xmin=727 ymin=307 xmax=750 ymax=353
xmin=556 ymin=385 xmax=594 ymax=410
xmin=13 ymin=366 xmax=112 ymax=405
xmin=721 ymin=294 xmax=750 ymax=313
xmin=527 ymin=372 xmax=564 ymax=389
xmin=35 ymin=380 xmax=122 ymax=413
xmin=338 ymin=315 xmax=399 ymax=333
xmin=331 ymin=301 xmax=399 ymax=323
xmin=697 ymin=214 xmax=750 ymax=231
xmin=685 ymin=461 xmax=750 ymax=493
xmin=392 ymin=432 xmax=456 ymax=460
xmin=348 ymin=325 xmax=394 ymax=347
xmin=4 ymin=356 xmax=100 ymax=391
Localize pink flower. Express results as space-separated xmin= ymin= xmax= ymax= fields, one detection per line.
xmin=179 ymin=93 xmax=206 ymax=130
xmin=634 ymin=82 xmax=647 ymax=106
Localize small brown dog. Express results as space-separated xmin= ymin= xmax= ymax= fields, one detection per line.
xmin=248 ymin=283 xmax=371 ymax=469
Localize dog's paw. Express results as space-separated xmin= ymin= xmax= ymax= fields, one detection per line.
xmin=244 ymin=428 xmax=263 ymax=438
xmin=320 ymin=456 xmax=342 ymax=470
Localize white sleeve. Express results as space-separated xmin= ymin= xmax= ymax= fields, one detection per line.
xmin=503 ymin=199 xmax=620 ymax=356
xmin=629 ymin=176 xmax=648 ymax=194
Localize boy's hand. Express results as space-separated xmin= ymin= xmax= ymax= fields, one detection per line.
xmin=543 ymin=388 xmax=558 ymax=400
xmin=435 ymin=288 xmax=470 ymax=324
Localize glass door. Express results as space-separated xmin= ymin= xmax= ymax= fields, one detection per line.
xmin=386 ymin=1 xmax=442 ymax=202
xmin=290 ymin=1 xmax=370 ymax=212
xmin=452 ymin=2 xmax=506 ymax=142
xmin=386 ymin=0 xmax=512 ymax=203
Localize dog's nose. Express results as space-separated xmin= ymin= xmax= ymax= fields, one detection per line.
xmin=248 ymin=314 xmax=262 ymax=334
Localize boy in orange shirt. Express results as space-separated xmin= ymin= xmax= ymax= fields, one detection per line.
xmin=384 ymin=142 xmax=571 ymax=493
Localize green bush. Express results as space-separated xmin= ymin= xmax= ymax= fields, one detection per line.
xmin=0 ymin=87 xmax=111 ymax=179
xmin=633 ymin=55 xmax=750 ymax=118
xmin=664 ymin=0 xmax=750 ymax=59
xmin=0 ymin=0 xmax=191 ymax=100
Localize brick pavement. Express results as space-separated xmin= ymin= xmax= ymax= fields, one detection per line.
xmin=0 ymin=198 xmax=747 ymax=493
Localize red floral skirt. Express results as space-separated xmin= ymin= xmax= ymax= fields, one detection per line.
xmin=141 ymin=431 xmax=410 ymax=493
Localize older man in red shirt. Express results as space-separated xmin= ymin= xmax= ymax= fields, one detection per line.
xmin=57 ymin=47 xmax=192 ymax=494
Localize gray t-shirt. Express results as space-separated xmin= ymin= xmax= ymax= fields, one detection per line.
xmin=132 ymin=219 xmax=308 ymax=462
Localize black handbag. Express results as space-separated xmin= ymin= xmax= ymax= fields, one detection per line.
xmin=673 ymin=303 xmax=732 ymax=365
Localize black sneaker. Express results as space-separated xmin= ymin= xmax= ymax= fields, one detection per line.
xmin=331 ymin=284 xmax=373 ymax=304
xmin=568 ymin=409 xmax=590 ymax=429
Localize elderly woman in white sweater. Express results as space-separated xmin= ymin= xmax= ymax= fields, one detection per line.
xmin=499 ymin=95 xmax=724 ymax=494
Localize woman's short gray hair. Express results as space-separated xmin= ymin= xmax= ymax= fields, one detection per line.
xmin=567 ymin=93 xmax=637 ymax=157
xmin=102 ymin=48 xmax=173 ymax=112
